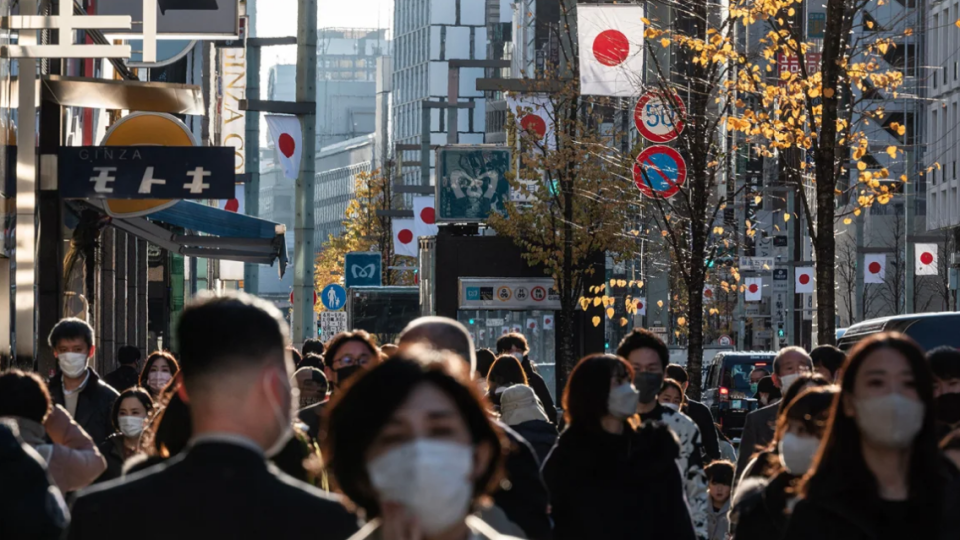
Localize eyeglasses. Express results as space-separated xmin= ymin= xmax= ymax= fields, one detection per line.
xmin=334 ymin=354 xmax=371 ymax=368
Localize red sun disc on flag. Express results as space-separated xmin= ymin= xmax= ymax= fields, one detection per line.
xmin=799 ymin=274 xmax=811 ymax=285
xmin=636 ymin=301 xmax=644 ymax=310
xmin=279 ymin=133 xmax=296 ymax=158
xmin=921 ymin=252 xmax=934 ymax=265
xmin=749 ymin=284 xmax=759 ymax=293
xmin=420 ymin=207 xmax=436 ymax=225
xmin=529 ymin=322 xmax=536 ymax=329
xmin=704 ymin=289 xmax=713 ymax=298
xmin=224 ymin=199 xmax=239 ymax=213
xmin=398 ymin=229 xmax=414 ymax=244
xmin=869 ymin=262 xmax=881 ymax=274
xmin=520 ymin=114 xmax=547 ymax=138
xmin=593 ymin=29 xmax=630 ymax=66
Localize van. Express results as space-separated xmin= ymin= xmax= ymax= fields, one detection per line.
xmin=701 ymin=351 xmax=776 ymax=440
xmin=837 ymin=312 xmax=960 ymax=353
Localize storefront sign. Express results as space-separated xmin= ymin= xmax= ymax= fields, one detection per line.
xmin=219 ymin=47 xmax=246 ymax=175
xmin=437 ymin=147 xmax=512 ymax=223
xmin=59 ymin=146 xmax=235 ymax=199
xmin=459 ymin=278 xmax=560 ymax=310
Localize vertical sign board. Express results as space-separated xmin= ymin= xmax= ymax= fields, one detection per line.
xmin=436 ymin=147 xmax=512 ymax=223
xmin=320 ymin=311 xmax=348 ymax=337
xmin=344 ymin=252 xmax=382 ymax=289
xmin=219 ymin=47 xmax=246 ymax=176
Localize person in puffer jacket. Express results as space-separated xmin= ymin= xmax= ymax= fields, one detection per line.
xmin=0 ymin=370 xmax=106 ymax=493
xmin=498 ymin=384 xmax=558 ymax=463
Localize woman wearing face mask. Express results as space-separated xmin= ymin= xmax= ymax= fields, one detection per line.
xmin=323 ymin=331 xmax=381 ymax=392
xmin=658 ymin=378 xmax=686 ymax=411
xmin=97 ymin=387 xmax=153 ymax=482
xmin=728 ymin=386 xmax=836 ymax=540
xmin=541 ymin=354 xmax=696 ymax=540
xmin=139 ymin=352 xmax=179 ymax=398
xmin=784 ymin=333 xmax=960 ymax=540
xmin=326 ymin=346 xmax=519 ymax=540
xmin=755 ymin=376 xmax=780 ymax=408
xmin=486 ymin=356 xmax=529 ymax=409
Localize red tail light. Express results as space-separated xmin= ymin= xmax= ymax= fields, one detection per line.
xmin=719 ymin=387 xmax=729 ymax=399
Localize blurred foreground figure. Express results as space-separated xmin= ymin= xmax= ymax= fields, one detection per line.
xmin=68 ymin=291 xmax=358 ymax=540
xmin=0 ymin=419 xmax=70 ymax=539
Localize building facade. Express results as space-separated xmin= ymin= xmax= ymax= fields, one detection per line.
xmin=315 ymin=134 xmax=376 ymax=248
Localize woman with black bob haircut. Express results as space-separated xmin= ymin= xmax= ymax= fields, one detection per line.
xmin=784 ymin=333 xmax=960 ymax=540
xmin=325 ymin=346 xmax=519 ymax=540
xmin=97 ymin=387 xmax=154 ymax=482
xmin=541 ymin=354 xmax=696 ymax=540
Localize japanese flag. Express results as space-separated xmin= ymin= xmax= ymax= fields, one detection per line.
xmin=796 ymin=267 xmax=814 ymax=293
xmin=505 ymin=94 xmax=555 ymax=150
xmin=543 ymin=315 xmax=555 ymax=330
xmin=703 ymin=284 xmax=715 ymax=303
xmin=392 ymin=219 xmax=418 ymax=258
xmin=265 ymin=115 xmax=302 ymax=180
xmin=413 ymin=196 xmax=439 ymax=237
xmin=577 ymin=5 xmax=645 ymax=96
xmin=864 ymin=254 xmax=886 ymax=284
xmin=916 ymin=244 xmax=938 ymax=276
xmin=635 ymin=297 xmax=647 ymax=316
xmin=744 ymin=278 xmax=762 ymax=302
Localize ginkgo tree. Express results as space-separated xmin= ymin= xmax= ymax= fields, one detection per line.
xmin=313 ymin=167 xmax=414 ymax=314
xmin=488 ymin=74 xmax=635 ymax=389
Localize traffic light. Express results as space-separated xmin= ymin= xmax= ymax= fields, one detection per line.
xmin=468 ymin=318 xmax=475 ymax=325
xmin=777 ymin=322 xmax=785 ymax=339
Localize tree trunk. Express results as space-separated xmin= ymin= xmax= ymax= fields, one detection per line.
xmin=555 ymin=304 xmax=576 ymax=402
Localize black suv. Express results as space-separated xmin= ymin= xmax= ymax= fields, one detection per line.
xmin=701 ymin=352 xmax=775 ymax=441
xmin=838 ymin=312 xmax=960 ymax=353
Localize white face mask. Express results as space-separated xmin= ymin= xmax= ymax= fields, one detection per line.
xmin=263 ymin=368 xmax=294 ymax=458
xmin=118 ymin=415 xmax=145 ymax=438
xmin=779 ymin=373 xmax=803 ymax=394
xmin=778 ymin=432 xmax=821 ymax=475
xmin=147 ymin=371 xmax=172 ymax=392
xmin=608 ymin=382 xmax=640 ymax=419
xmin=58 ymin=352 xmax=89 ymax=378
xmin=661 ymin=402 xmax=680 ymax=412
xmin=853 ymin=392 xmax=925 ymax=449
xmin=368 ymin=439 xmax=474 ymax=535
xmin=511 ymin=351 xmax=524 ymax=363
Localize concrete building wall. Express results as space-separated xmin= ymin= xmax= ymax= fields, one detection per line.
xmin=315 ymin=134 xmax=376 ymax=248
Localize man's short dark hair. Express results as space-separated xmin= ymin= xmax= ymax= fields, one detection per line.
xmin=810 ymin=345 xmax=845 ymax=378
xmin=117 ymin=346 xmax=141 ymax=366
xmin=298 ymin=353 xmax=325 ymax=371
xmin=496 ymin=333 xmax=529 ymax=355
xmin=928 ymin=346 xmax=960 ymax=381
xmin=0 ymin=370 xmax=51 ymax=422
xmin=665 ymin=364 xmax=688 ymax=385
xmin=48 ymin=318 xmax=94 ymax=350
xmin=476 ymin=349 xmax=496 ymax=378
xmin=176 ymin=292 xmax=288 ymax=388
xmin=705 ymin=460 xmax=735 ymax=485
xmin=616 ymin=328 xmax=669 ymax=369
xmin=302 ymin=338 xmax=325 ymax=357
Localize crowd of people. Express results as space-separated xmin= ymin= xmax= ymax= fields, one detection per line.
xmin=3 ymin=290 xmax=960 ymax=539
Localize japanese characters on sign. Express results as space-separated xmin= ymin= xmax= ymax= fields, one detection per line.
xmin=59 ymin=146 xmax=235 ymax=199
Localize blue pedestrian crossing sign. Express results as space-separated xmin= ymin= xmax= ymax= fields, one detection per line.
xmin=321 ymin=284 xmax=347 ymax=311
xmin=344 ymin=252 xmax=382 ymax=289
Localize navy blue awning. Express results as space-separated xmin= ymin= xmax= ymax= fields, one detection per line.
xmin=110 ymin=200 xmax=288 ymax=277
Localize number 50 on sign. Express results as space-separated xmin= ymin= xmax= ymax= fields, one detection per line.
xmin=634 ymin=91 xmax=686 ymax=143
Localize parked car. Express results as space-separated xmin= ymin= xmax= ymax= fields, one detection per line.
xmin=837 ymin=312 xmax=960 ymax=353
xmin=701 ymin=351 xmax=776 ymax=441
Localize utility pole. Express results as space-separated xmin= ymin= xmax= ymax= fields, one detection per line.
xmin=855 ymin=209 xmax=865 ymax=321
xmin=293 ymin=0 xmax=318 ymax=346
xmin=244 ymin=0 xmax=260 ymax=296
xmin=905 ymin=147 xmax=915 ymax=313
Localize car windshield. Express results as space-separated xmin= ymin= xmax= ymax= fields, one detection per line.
xmin=722 ymin=362 xmax=765 ymax=396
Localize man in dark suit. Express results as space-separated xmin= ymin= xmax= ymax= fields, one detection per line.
xmin=103 ymin=346 xmax=142 ymax=393
xmin=68 ymin=292 xmax=359 ymax=540
xmin=735 ymin=346 xmax=813 ymax=482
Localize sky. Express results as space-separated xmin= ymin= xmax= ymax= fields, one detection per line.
xmin=255 ymin=0 xmax=393 ymax=66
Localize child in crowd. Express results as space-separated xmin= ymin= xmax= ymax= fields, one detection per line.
xmin=705 ymin=460 xmax=735 ymax=540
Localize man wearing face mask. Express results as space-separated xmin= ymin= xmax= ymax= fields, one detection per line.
xmin=47 ymin=318 xmax=120 ymax=446
xmin=68 ymin=291 xmax=359 ymax=540
xmin=735 ymin=346 xmax=813 ymax=483
xmin=928 ymin=346 xmax=960 ymax=436
xmin=496 ymin=333 xmax=557 ymax=425
xmin=616 ymin=328 xmax=710 ymax=540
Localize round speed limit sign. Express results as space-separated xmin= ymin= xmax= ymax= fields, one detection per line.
xmin=634 ymin=91 xmax=685 ymax=143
